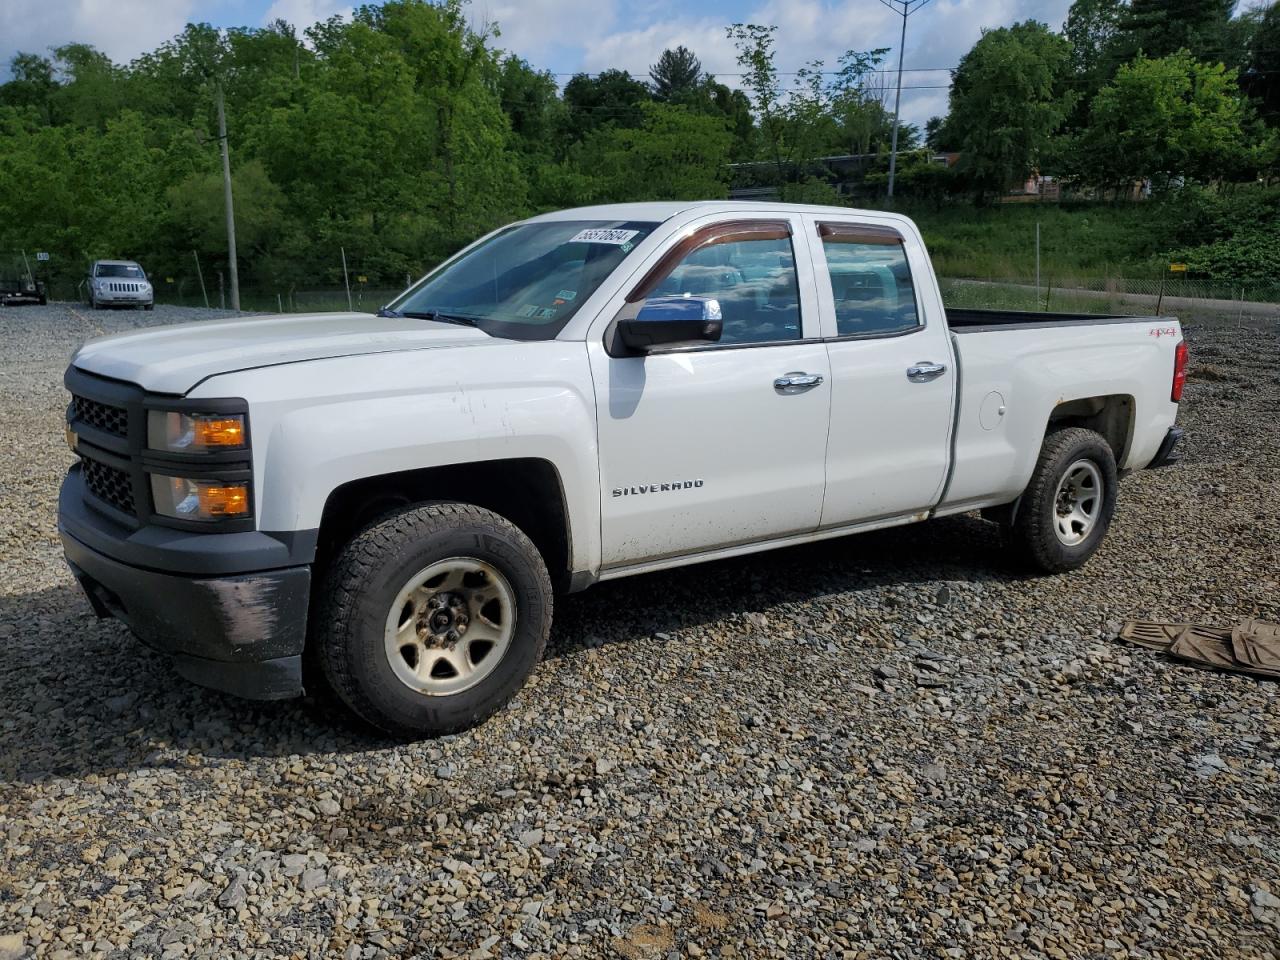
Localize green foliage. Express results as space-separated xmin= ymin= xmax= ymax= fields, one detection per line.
xmin=727 ymin=23 xmax=897 ymax=190
xmin=1163 ymin=186 xmax=1280 ymax=286
xmin=577 ymin=102 xmax=732 ymax=202
xmin=896 ymin=200 xmax=1183 ymax=279
xmin=165 ymin=160 xmax=286 ymax=263
xmin=943 ymin=21 xmax=1076 ymax=200
xmin=864 ymin=151 xmax=960 ymax=207
xmin=649 ymin=47 xmax=702 ymax=102
xmin=1069 ymin=52 xmax=1254 ymax=190
xmin=0 ymin=0 xmax=1275 ymax=301
xmin=561 ymin=69 xmax=650 ymax=141
xmin=1063 ymin=0 xmax=1126 ymax=78
xmin=1113 ymin=0 xmax=1236 ymax=63
xmin=1171 ymin=229 xmax=1280 ymax=287
xmin=1244 ymin=3 xmax=1280 ymax=128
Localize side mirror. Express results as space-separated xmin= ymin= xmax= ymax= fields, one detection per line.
xmin=617 ymin=296 xmax=723 ymax=352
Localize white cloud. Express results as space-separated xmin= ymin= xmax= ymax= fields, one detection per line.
xmin=478 ymin=0 xmax=620 ymax=65
xmin=262 ymin=0 xmax=352 ymax=31
xmin=0 ymin=0 xmax=198 ymax=68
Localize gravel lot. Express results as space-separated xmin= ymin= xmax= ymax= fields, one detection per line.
xmin=1 ymin=302 xmax=1278 ymax=960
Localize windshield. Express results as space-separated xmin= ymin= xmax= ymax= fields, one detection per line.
xmin=96 ymin=264 xmax=145 ymax=279
xmin=387 ymin=220 xmax=659 ymax=340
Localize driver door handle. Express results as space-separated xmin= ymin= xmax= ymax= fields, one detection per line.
xmin=774 ymin=372 xmax=824 ymax=392
xmin=907 ymin=362 xmax=947 ymax=383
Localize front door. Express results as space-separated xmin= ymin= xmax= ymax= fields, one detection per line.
xmin=588 ymin=216 xmax=831 ymax=568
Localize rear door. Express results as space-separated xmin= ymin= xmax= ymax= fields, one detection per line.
xmin=587 ymin=214 xmax=831 ymax=568
xmin=801 ymin=215 xmax=955 ymax=526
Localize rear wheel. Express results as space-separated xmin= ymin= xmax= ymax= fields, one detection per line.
xmin=1012 ymin=427 xmax=1117 ymax=573
xmin=314 ymin=502 xmax=552 ymax=738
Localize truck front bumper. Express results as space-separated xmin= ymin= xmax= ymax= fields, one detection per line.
xmin=58 ymin=472 xmax=312 ymax=700
xmin=91 ymin=289 xmax=153 ymax=306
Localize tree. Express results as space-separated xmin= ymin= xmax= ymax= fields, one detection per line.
xmin=1071 ymin=51 xmax=1255 ymax=192
xmin=924 ymin=116 xmax=945 ymax=150
xmin=1113 ymin=0 xmax=1235 ymax=63
xmin=495 ymin=56 xmax=562 ymax=152
xmin=699 ymin=79 xmax=755 ymax=161
xmin=1245 ymin=2 xmax=1280 ymax=128
xmin=942 ymin=21 xmax=1076 ymax=200
xmin=562 ymin=68 xmax=650 ymax=141
xmin=727 ymin=23 xmax=888 ymax=191
xmin=649 ymin=46 xmax=702 ymax=102
xmin=0 ymin=53 xmax=57 ymax=124
xmin=1062 ymin=0 xmax=1126 ymax=79
xmin=827 ymin=48 xmax=894 ymax=156
xmin=166 ymin=160 xmax=285 ymax=264
xmin=576 ymin=102 xmax=732 ymax=201
xmin=727 ymin=24 xmax=785 ymax=183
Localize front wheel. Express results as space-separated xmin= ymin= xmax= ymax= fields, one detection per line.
xmin=1012 ymin=427 xmax=1118 ymax=573
xmin=314 ymin=502 xmax=552 ymax=738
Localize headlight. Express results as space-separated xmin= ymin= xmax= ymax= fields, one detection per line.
xmin=151 ymin=475 xmax=250 ymax=520
xmin=148 ymin=411 xmax=247 ymax=452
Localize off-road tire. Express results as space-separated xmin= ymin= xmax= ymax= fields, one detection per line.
xmin=314 ymin=502 xmax=552 ymax=738
xmin=1012 ymin=427 xmax=1118 ymax=573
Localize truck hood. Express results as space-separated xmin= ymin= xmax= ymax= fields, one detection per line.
xmin=70 ymin=312 xmax=499 ymax=395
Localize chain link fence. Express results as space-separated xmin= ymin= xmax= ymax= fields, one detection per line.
xmin=155 ymin=284 xmax=403 ymax=313
xmin=12 ymin=250 xmax=1275 ymax=317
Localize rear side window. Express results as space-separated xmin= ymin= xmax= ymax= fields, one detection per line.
xmin=818 ymin=223 xmax=920 ymax=337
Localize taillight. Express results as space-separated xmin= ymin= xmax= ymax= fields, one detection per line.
xmin=1171 ymin=340 xmax=1188 ymax=402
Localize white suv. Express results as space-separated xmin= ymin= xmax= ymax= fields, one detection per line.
xmin=88 ymin=260 xmax=153 ymax=310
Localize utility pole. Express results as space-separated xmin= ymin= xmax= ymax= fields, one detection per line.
xmin=879 ymin=0 xmax=934 ymax=200
xmin=215 ymin=83 xmax=240 ymax=312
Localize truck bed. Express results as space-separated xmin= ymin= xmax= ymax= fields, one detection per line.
xmin=946 ymin=308 xmax=1159 ymax=332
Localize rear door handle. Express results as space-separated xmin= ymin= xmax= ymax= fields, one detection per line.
xmin=906 ymin=362 xmax=947 ymax=383
xmin=774 ymin=372 xmax=824 ymax=392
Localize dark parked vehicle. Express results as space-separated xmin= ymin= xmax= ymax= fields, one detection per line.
xmin=0 ymin=274 xmax=47 ymax=306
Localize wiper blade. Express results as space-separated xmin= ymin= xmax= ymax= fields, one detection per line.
xmin=376 ymin=306 xmax=402 ymax=318
xmin=399 ymin=308 xmax=482 ymax=327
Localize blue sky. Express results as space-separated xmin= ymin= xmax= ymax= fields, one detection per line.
xmin=0 ymin=0 xmax=1146 ymax=127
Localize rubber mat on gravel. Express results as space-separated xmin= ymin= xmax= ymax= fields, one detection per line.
xmin=1120 ymin=619 xmax=1280 ymax=679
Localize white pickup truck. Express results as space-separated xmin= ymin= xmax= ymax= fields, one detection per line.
xmin=59 ymin=201 xmax=1187 ymax=737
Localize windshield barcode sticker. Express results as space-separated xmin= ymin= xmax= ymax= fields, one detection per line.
xmin=568 ymin=228 xmax=640 ymax=245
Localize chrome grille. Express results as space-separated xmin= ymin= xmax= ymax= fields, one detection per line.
xmin=81 ymin=458 xmax=135 ymax=514
xmin=108 ymin=281 xmax=143 ymax=292
xmin=72 ymin=395 xmax=128 ymax=437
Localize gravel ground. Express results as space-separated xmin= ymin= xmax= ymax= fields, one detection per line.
xmin=1 ymin=302 xmax=1278 ymax=960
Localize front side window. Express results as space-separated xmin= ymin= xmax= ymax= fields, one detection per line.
xmin=818 ymin=224 xmax=920 ymax=337
xmin=642 ymin=225 xmax=801 ymax=345
xmin=388 ymin=220 xmax=658 ymax=341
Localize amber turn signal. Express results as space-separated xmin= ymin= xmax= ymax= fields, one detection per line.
xmin=193 ymin=417 xmax=245 ymax=448
xmin=197 ymin=483 xmax=250 ymax=517
xmin=147 ymin=411 xmax=248 ymax=452
xmin=150 ymin=475 xmax=250 ymax=521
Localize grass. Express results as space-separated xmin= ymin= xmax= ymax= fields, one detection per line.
xmin=938 ymin=278 xmax=1128 ymax=314
xmin=864 ymin=201 xmax=1178 ymax=283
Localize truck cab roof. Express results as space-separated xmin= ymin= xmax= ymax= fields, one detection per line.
xmin=525 ymin=200 xmax=917 ymax=227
